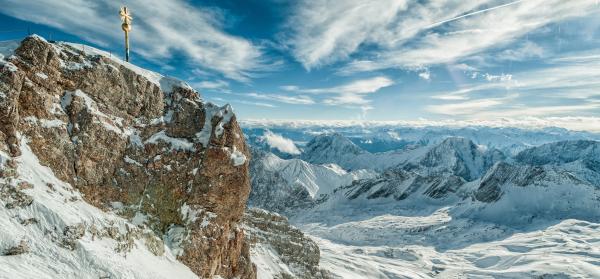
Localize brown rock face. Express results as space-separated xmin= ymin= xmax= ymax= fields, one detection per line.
xmin=244 ymin=208 xmax=332 ymax=279
xmin=0 ymin=35 xmax=256 ymax=278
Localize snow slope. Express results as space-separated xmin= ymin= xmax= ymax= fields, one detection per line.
xmin=311 ymin=219 xmax=600 ymax=279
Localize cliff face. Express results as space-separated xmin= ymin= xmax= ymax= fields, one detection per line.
xmin=243 ymin=208 xmax=332 ymax=279
xmin=0 ymin=36 xmax=255 ymax=278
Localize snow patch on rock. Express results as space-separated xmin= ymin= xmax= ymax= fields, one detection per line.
xmin=146 ymin=130 xmax=194 ymax=151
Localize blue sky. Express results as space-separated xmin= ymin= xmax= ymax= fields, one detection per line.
xmin=0 ymin=0 xmax=599 ymax=122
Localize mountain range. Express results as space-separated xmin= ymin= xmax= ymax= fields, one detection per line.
xmin=246 ymin=128 xmax=600 ymax=278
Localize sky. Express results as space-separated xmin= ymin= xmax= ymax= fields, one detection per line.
xmin=0 ymin=0 xmax=599 ymax=122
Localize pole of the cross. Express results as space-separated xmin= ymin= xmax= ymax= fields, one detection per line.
xmin=120 ymin=7 xmax=132 ymax=62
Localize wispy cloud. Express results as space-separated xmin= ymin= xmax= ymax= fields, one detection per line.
xmin=0 ymin=0 xmax=266 ymax=81
xmin=427 ymin=95 xmax=516 ymax=116
xmin=428 ymin=48 xmax=600 ymax=118
xmin=235 ymin=100 xmax=277 ymax=108
xmin=191 ymin=80 xmax=230 ymax=91
xmin=284 ymin=0 xmax=596 ymax=72
xmin=285 ymin=76 xmax=394 ymax=106
xmin=247 ymin=92 xmax=315 ymax=105
xmin=494 ymin=41 xmax=545 ymax=61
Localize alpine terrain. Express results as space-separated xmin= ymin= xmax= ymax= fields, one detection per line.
xmin=0 ymin=35 xmax=262 ymax=279
xmin=244 ymin=123 xmax=600 ymax=278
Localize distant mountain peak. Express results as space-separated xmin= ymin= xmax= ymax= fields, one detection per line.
xmin=516 ymin=140 xmax=600 ymax=165
xmin=301 ymin=133 xmax=364 ymax=165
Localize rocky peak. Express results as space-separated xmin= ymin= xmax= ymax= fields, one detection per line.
xmin=408 ymin=137 xmax=503 ymax=181
xmin=474 ymin=160 xmax=588 ymax=203
xmin=301 ymin=133 xmax=364 ymax=164
xmin=0 ymin=35 xmax=255 ymax=278
xmin=515 ymin=140 xmax=600 ymax=166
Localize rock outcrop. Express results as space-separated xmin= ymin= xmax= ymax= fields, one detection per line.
xmin=0 ymin=36 xmax=255 ymax=278
xmin=243 ymin=208 xmax=331 ymax=279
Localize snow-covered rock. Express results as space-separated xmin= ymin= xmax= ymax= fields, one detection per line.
xmin=243 ymin=208 xmax=331 ymax=279
xmin=0 ymin=139 xmax=197 ymax=279
xmin=0 ymin=35 xmax=255 ymax=279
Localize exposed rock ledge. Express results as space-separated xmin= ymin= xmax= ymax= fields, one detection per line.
xmin=0 ymin=35 xmax=255 ymax=278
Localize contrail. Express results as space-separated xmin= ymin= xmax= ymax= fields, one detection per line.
xmin=425 ymin=0 xmax=526 ymax=29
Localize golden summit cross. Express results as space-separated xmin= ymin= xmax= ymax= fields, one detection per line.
xmin=119 ymin=6 xmax=132 ymax=62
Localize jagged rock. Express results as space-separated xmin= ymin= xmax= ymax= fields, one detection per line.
xmin=4 ymin=240 xmax=29 ymax=256
xmin=244 ymin=208 xmax=332 ymax=279
xmin=143 ymin=231 xmax=165 ymax=256
xmin=404 ymin=137 xmax=504 ymax=181
xmin=344 ymin=168 xmax=466 ymax=201
xmin=19 ymin=217 xmax=38 ymax=226
xmin=16 ymin=181 xmax=33 ymax=190
xmin=1 ymin=184 xmax=34 ymax=209
xmin=474 ymin=161 xmax=588 ymax=203
xmin=0 ymin=35 xmax=255 ymax=278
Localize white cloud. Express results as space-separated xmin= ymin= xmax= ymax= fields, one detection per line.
xmin=286 ymin=76 xmax=394 ymax=107
xmin=0 ymin=0 xmax=266 ymax=81
xmin=426 ymin=96 xmax=512 ymax=116
xmin=439 ymin=50 xmax=600 ymax=101
xmin=427 ymin=49 xmax=600 ymax=119
xmin=191 ymin=80 xmax=229 ymax=90
xmin=418 ymin=70 xmax=431 ymax=81
xmin=280 ymin=85 xmax=300 ymax=91
xmin=495 ymin=41 xmax=545 ymax=61
xmin=328 ymin=76 xmax=394 ymax=95
xmin=261 ymin=130 xmax=301 ymax=155
xmin=483 ymin=73 xmax=512 ymax=82
xmin=235 ymin=100 xmax=277 ymax=108
xmin=247 ymin=93 xmax=315 ymax=105
xmin=285 ymin=0 xmax=596 ymax=72
xmin=283 ymin=0 xmax=411 ymax=69
xmin=449 ymin=63 xmax=478 ymax=72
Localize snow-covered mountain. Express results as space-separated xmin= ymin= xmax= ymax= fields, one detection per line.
xmin=5 ymin=34 xmax=600 ymax=279
xmin=301 ymin=133 xmax=365 ymax=165
xmin=242 ymin=123 xmax=600 ymax=156
xmin=337 ymin=137 xmax=504 ymax=203
xmin=402 ymin=137 xmax=504 ymax=181
xmin=515 ymin=139 xmax=600 ymax=165
xmin=248 ymin=148 xmax=375 ymax=214
xmin=245 ymin=127 xmax=600 ymax=278
xmin=299 ymin=133 xmax=422 ymax=171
